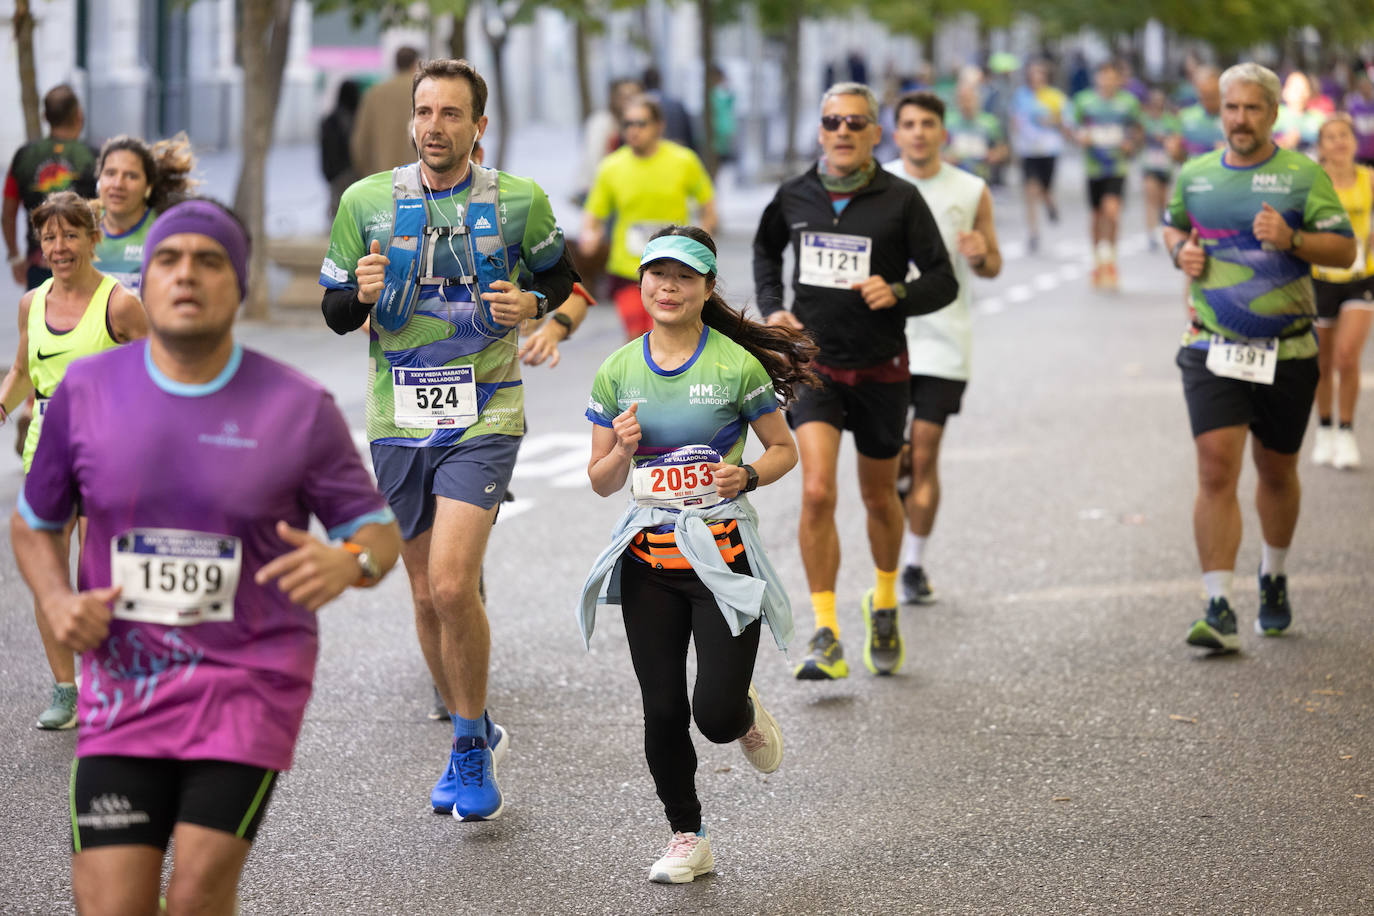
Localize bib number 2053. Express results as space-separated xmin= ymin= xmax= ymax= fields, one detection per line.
xmin=631 ymin=461 xmax=723 ymax=510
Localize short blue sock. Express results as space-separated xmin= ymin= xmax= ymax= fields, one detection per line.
xmin=452 ymin=711 xmax=487 ymax=743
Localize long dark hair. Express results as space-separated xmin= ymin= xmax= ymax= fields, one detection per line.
xmin=97 ymin=132 xmax=199 ymax=215
xmin=642 ymin=225 xmax=818 ymax=402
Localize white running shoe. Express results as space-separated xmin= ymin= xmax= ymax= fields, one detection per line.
xmin=738 ymin=684 xmax=783 ymax=774
xmin=1333 ymin=428 xmax=1361 ymax=469
xmin=648 ymin=829 xmax=714 ymax=884
xmin=1312 ymin=426 xmax=1334 ymax=466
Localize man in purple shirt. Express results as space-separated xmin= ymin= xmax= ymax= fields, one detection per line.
xmin=11 ymin=199 xmax=402 ymax=914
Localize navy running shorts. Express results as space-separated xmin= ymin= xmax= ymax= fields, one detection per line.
xmin=371 ymin=434 xmax=521 ymax=540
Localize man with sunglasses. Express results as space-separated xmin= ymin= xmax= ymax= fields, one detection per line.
xmin=753 ymin=82 xmax=957 ymax=681
xmin=582 ymin=95 xmax=717 ymax=340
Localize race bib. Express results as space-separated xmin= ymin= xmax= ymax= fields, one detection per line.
xmin=392 ymin=366 xmax=478 ymax=429
xmin=110 ymin=529 xmax=241 ymax=626
xmin=798 ymin=232 xmax=872 ymax=290
xmin=631 ymin=444 xmax=726 ymax=511
xmin=950 ymin=132 xmax=989 ymax=160
xmin=1089 ymin=123 xmax=1125 ymax=148
xmin=1206 ymin=335 xmax=1277 ymax=385
xmin=625 ymin=221 xmax=671 ymax=257
xmin=1143 ymin=147 xmax=1172 ymax=171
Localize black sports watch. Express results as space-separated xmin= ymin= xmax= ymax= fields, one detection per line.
xmin=529 ymin=290 xmax=549 ymax=319
xmin=551 ymin=310 xmax=574 ymax=338
xmin=742 ymin=464 xmax=760 ymax=493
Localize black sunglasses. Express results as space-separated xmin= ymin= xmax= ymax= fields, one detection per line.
xmin=622 ymin=119 xmax=651 ymax=129
xmin=821 ymin=114 xmax=873 ymax=132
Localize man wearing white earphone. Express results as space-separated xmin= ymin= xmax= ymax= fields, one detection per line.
xmin=319 ymin=58 xmax=576 ymax=823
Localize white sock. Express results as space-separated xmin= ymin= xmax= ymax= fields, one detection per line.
xmin=1202 ymin=570 xmax=1233 ymax=602
xmin=1261 ymin=544 xmax=1288 ymax=577
xmin=901 ymin=532 xmax=927 ymax=570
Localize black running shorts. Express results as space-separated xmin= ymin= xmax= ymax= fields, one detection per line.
xmin=909 ymin=375 xmax=967 ymax=427
xmin=70 ymin=756 xmax=278 ymax=852
xmin=1313 ymin=276 xmax=1374 ymax=325
xmin=1022 ymin=156 xmax=1057 ymax=188
xmin=1176 ymin=347 xmax=1319 ymax=455
xmin=1087 ymin=176 xmax=1126 ymax=210
xmin=787 ymin=375 xmax=908 ymax=459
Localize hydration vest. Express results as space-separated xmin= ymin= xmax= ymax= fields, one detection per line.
xmin=374 ymin=162 xmax=511 ymax=333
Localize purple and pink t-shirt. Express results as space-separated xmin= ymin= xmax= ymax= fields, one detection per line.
xmin=19 ymin=341 xmax=393 ymax=771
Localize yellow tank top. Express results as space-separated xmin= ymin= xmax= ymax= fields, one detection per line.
xmin=23 ymin=274 xmax=120 ymax=472
xmin=1313 ymin=165 xmax=1373 ymax=283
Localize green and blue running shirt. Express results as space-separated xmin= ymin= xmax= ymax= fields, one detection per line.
xmin=586 ymin=326 xmax=777 ymax=468
xmin=1072 ymin=89 xmax=1142 ymax=179
xmin=1166 ymin=147 xmax=1353 ymax=359
xmin=320 ymin=169 xmax=565 ymax=446
xmin=94 ymin=208 xmax=156 ymax=293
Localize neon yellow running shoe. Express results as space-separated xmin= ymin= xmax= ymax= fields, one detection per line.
xmin=862 ymin=589 xmax=905 ymax=675
xmin=793 ymin=627 xmax=848 ymax=680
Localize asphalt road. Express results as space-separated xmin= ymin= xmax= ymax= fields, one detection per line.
xmin=0 ymin=162 xmax=1371 ymax=915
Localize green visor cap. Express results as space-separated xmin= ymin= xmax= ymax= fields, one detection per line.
xmin=639 ymin=235 xmax=717 ymax=276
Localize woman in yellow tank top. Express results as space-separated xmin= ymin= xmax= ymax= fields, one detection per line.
xmin=0 ymin=190 xmax=146 ymax=730
xmin=1311 ymin=115 xmax=1374 ymax=470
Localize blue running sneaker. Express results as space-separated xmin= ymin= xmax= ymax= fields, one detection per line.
xmin=431 ymin=722 xmax=507 ymax=815
xmin=451 ymin=734 xmax=504 ymax=821
xmin=1186 ymin=597 xmax=1240 ymax=653
xmin=1256 ymin=571 xmax=1292 ymax=636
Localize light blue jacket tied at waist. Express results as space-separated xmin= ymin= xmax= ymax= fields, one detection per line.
xmin=577 ymin=495 xmax=794 ymax=653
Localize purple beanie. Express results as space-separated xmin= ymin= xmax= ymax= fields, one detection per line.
xmin=141 ymin=199 xmax=250 ymax=301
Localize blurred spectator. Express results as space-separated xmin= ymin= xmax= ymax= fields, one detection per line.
xmin=3 ymin=84 xmax=97 ymax=289
xmin=642 ymin=67 xmax=695 ymax=151
xmin=709 ymin=65 xmax=736 ymax=173
xmin=321 ymin=79 xmax=361 ymax=219
xmin=350 ymin=46 xmax=421 ymax=178
xmin=1347 ymin=70 xmax=1374 ymax=166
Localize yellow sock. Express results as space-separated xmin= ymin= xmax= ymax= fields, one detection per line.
xmin=810 ymin=591 xmax=838 ymax=637
xmin=874 ymin=568 xmax=898 ymax=609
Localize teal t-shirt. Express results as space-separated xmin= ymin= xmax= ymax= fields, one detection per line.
xmin=1166 ymin=147 xmax=1353 ymax=359
xmin=94 ymin=207 xmax=156 ymax=293
xmin=1073 ymin=89 xmax=1142 ymax=178
xmin=1140 ymin=113 xmax=1181 ymax=175
xmin=1276 ymin=105 xmax=1324 ymax=151
xmin=1179 ymin=105 xmax=1224 ymax=157
xmin=320 ymin=168 xmax=565 ymax=446
xmin=586 ymin=326 xmax=777 ymax=468
xmin=944 ymin=111 xmax=1004 ymax=180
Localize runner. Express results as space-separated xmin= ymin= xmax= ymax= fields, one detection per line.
xmin=580 ymin=95 xmax=716 ymax=340
xmin=1276 ymin=71 xmax=1324 ymax=153
xmin=4 ymin=85 xmax=97 ymax=290
xmin=580 ymin=226 xmax=811 ymax=883
xmin=319 ymin=58 xmax=576 ymax=820
xmin=753 ymin=81 xmax=957 ymax=680
xmin=1140 ymin=88 xmax=1182 ymax=251
xmin=885 ymin=92 xmax=1003 ymax=611
xmin=944 ymin=83 xmax=1009 ymax=183
xmin=94 ymin=133 xmax=199 ymax=293
xmin=518 ymin=282 xmax=597 ymax=368
xmin=1072 ymin=60 xmax=1142 ymax=290
xmin=12 ymin=197 xmax=400 ymax=914
xmin=1178 ymin=67 xmax=1225 ymax=159
xmin=1011 ymin=60 xmax=1069 ymax=254
xmin=1309 ymin=115 xmax=1374 ymax=469
xmin=1346 ymin=70 xmax=1374 ymax=167
xmin=0 ymin=190 xmax=146 ymax=730
xmin=1164 ymin=63 xmax=1355 ymax=651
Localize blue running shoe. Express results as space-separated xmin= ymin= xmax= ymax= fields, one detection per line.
xmin=1256 ymin=571 xmax=1292 ymax=636
xmin=451 ymin=735 xmax=504 ymax=821
xmin=1186 ymin=597 xmax=1240 ymax=653
xmin=431 ymin=722 xmax=507 ymax=815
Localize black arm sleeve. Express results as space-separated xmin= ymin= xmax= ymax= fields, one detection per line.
xmin=321 ymin=287 xmax=371 ymax=335
xmin=900 ymin=191 xmax=959 ymax=318
xmin=751 ymin=190 xmax=789 ymax=316
xmin=528 ymin=245 xmax=577 ymax=308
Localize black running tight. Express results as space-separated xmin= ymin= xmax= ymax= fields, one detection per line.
xmin=619 ymin=556 xmax=762 ymax=834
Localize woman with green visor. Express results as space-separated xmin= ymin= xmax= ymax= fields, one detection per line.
xmin=579 ymin=226 xmax=814 ymax=883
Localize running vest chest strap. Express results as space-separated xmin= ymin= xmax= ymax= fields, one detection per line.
xmin=374 ymin=163 xmax=511 ymax=332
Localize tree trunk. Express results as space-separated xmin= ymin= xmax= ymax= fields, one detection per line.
xmin=698 ymin=0 xmax=717 ymax=177
xmin=233 ymin=0 xmax=292 ymax=321
xmin=448 ymin=4 xmax=468 ymax=60
xmin=574 ymin=14 xmax=592 ymax=122
xmin=14 ymin=0 xmax=41 ymax=141
xmin=782 ymin=7 xmax=801 ymax=170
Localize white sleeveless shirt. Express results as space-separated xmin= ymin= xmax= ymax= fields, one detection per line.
xmin=883 ymin=159 xmax=986 ymax=381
